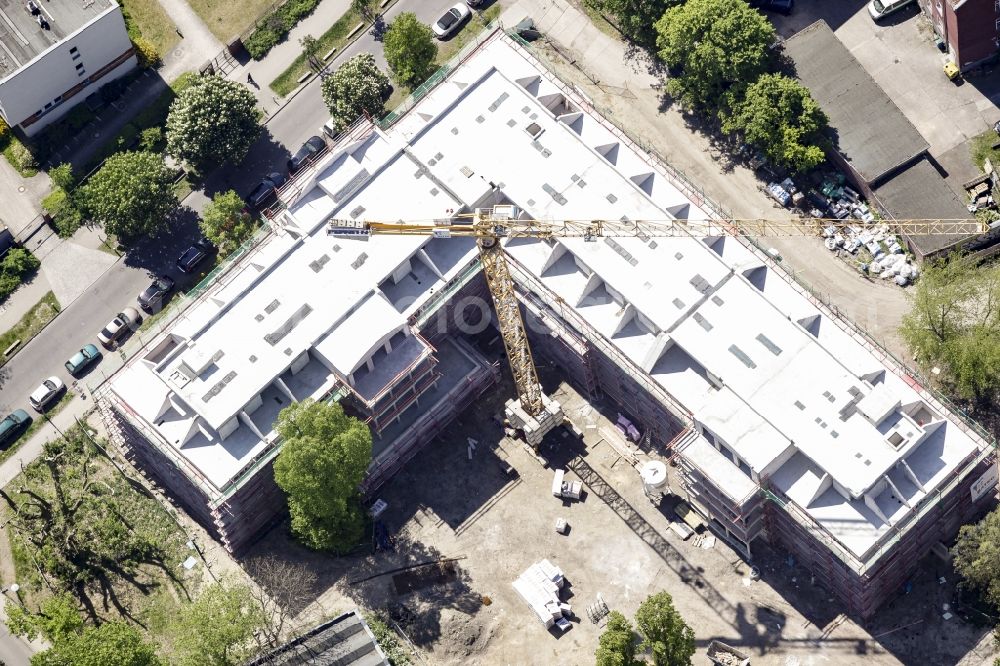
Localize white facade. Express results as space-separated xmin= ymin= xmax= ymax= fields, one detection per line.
xmin=0 ymin=3 xmax=136 ymax=135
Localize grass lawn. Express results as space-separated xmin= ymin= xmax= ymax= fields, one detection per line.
xmin=384 ymin=85 xmax=409 ymax=114
xmin=0 ymin=292 xmax=61 ymax=365
xmin=970 ymin=130 xmax=1000 ymax=170
xmin=434 ymin=5 xmax=502 ymax=65
xmin=0 ymin=393 xmax=74 ymax=466
xmin=187 ymin=0 xmax=282 ymax=42
xmin=5 ymin=423 xmax=196 ymax=642
xmin=120 ymin=0 xmax=180 ymax=56
xmin=3 ymin=137 xmax=38 ymax=177
xmin=270 ymin=8 xmax=364 ymax=96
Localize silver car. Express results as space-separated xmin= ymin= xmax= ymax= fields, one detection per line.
xmin=97 ymin=307 xmax=140 ymax=348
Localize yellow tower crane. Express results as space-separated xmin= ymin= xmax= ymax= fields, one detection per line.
xmin=328 ymin=207 xmax=985 ymax=420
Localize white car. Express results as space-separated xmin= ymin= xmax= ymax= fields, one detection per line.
xmin=29 ymin=376 xmax=64 ymax=412
xmin=867 ymin=0 xmax=916 ymax=21
xmin=433 ymin=3 xmax=471 ymax=39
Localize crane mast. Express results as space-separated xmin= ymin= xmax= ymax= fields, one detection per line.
xmin=473 ymin=208 xmax=545 ymax=416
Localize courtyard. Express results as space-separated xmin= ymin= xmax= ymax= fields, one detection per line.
xmin=245 ymin=356 xmax=994 ymax=665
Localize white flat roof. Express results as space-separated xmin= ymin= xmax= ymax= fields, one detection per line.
xmin=106 ymin=31 xmax=983 ymax=556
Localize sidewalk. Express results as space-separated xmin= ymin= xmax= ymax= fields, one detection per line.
xmin=226 ymin=0 xmax=353 ymax=116
xmin=0 ymin=395 xmax=90 ymax=489
xmin=157 ymin=0 xmax=224 ymax=82
xmin=0 ymin=226 xmax=118 ymax=333
xmin=0 ymin=155 xmax=50 ymax=241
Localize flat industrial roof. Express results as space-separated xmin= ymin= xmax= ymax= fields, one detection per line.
xmin=0 ymin=0 xmax=113 ymax=79
xmin=873 ymin=158 xmax=979 ymax=257
xmin=783 ymin=20 xmax=928 ymax=185
xmin=107 ymin=31 xmax=983 ymax=561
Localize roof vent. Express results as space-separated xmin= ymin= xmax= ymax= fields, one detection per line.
xmin=525 ymin=122 xmax=543 ymax=139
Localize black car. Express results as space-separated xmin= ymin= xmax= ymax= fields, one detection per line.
xmin=137 ymin=275 xmax=176 ymax=311
xmin=749 ymin=0 xmax=793 ymax=14
xmin=176 ymin=239 xmax=214 ymax=274
xmin=246 ymin=172 xmax=288 ymax=211
xmin=287 ymin=136 xmax=326 ymax=174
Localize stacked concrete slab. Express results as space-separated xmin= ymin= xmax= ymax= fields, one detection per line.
xmin=505 ymin=391 xmax=564 ymax=448
xmin=512 ymin=559 xmax=571 ymax=629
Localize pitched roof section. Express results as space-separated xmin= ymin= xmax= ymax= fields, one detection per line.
xmin=782 ymin=20 xmax=928 ymax=184
xmin=245 ymin=610 xmax=389 ymax=666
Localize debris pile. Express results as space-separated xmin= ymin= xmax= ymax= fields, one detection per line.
xmin=821 ymin=224 xmax=920 ymax=286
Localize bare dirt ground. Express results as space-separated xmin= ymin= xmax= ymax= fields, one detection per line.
xmin=245 ymin=358 xmax=996 ymax=666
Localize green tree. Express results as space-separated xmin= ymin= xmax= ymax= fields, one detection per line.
xmin=200 ymin=190 xmax=256 ymax=255
xmin=166 ymin=75 xmax=262 ymax=170
xmin=321 ymin=54 xmax=391 ymax=133
xmin=954 ymin=507 xmax=1000 ymax=608
xmin=655 ymin=0 xmax=775 ymax=111
xmin=722 ymin=72 xmax=827 ymax=172
xmin=170 ymin=582 xmax=267 ymax=666
xmin=383 ymin=12 xmax=437 ymax=89
xmin=900 ymin=256 xmax=1000 ymax=400
xmin=2 ymin=248 xmax=39 ymax=276
xmin=80 ymin=151 xmax=176 ymax=242
xmin=595 ymin=610 xmax=638 ymax=666
xmin=32 ymin=621 xmax=161 ymax=666
xmin=352 ymin=0 xmax=376 ymax=20
xmin=41 ymin=188 xmax=83 ymax=237
xmin=586 ymin=0 xmax=678 ymax=48
xmin=634 ymin=592 xmax=696 ymax=666
xmin=273 ymin=400 xmax=373 ymax=552
xmin=48 ymin=163 xmax=75 ymax=191
xmin=301 ymin=34 xmax=322 ymax=72
xmin=6 ymin=593 xmax=83 ymax=643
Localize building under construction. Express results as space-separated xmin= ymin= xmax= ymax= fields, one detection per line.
xmin=96 ymin=29 xmax=996 ymax=618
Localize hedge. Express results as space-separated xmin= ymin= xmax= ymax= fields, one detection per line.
xmin=0 ymin=249 xmax=41 ymax=303
xmin=245 ymin=0 xmax=323 ymax=60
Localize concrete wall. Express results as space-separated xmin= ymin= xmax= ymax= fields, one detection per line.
xmin=0 ymin=6 xmax=136 ymax=134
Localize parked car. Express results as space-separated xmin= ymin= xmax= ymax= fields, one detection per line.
xmin=176 ymin=240 xmax=214 ymax=274
xmin=246 ymin=172 xmax=287 ymax=211
xmin=0 ymin=409 xmax=31 ymax=447
xmin=29 ymin=377 xmax=64 ymax=412
xmin=748 ymin=0 xmax=793 ymax=14
xmin=287 ymin=136 xmax=326 ymax=174
xmin=867 ymin=0 xmax=916 ymax=20
xmin=433 ymin=3 xmax=471 ymax=39
xmin=97 ymin=307 xmax=140 ymax=348
xmin=65 ymin=344 xmax=101 ymax=376
xmin=137 ymin=275 xmax=175 ymax=311
xmin=466 ymin=0 xmax=486 ymax=6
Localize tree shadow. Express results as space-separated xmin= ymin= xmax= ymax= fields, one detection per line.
xmin=342 ymin=532 xmax=482 ymax=648
xmin=121 ymin=204 xmax=201 ymax=274
xmin=201 ymin=128 xmax=294 ymax=202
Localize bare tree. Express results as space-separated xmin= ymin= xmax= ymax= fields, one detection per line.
xmin=245 ymin=555 xmax=319 ymax=648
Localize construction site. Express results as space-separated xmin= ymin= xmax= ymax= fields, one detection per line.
xmin=93 ymin=24 xmax=998 ymax=655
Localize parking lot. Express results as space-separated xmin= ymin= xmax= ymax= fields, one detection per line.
xmin=773 ymin=0 xmax=1000 ymax=192
xmin=245 ymin=359 xmax=993 ymax=665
